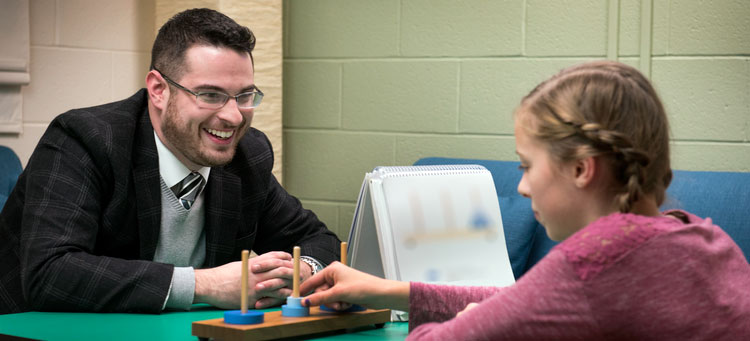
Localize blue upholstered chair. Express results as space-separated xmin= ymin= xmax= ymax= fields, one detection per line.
xmin=0 ymin=146 xmax=23 ymax=211
xmin=415 ymin=157 xmax=750 ymax=279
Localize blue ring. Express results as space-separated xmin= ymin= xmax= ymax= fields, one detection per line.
xmin=224 ymin=310 xmax=264 ymax=324
xmin=281 ymin=304 xmax=310 ymax=317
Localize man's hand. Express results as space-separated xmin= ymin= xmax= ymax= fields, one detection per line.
xmin=252 ymin=255 xmax=315 ymax=308
xmin=193 ymin=251 xmax=293 ymax=309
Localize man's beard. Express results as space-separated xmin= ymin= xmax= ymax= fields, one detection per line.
xmin=161 ymin=98 xmax=248 ymax=167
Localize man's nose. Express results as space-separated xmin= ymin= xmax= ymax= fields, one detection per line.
xmin=217 ymin=98 xmax=246 ymax=126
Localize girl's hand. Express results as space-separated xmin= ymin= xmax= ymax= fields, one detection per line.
xmin=299 ymin=262 xmax=410 ymax=312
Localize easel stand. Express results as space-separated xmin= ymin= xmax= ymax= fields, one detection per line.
xmin=192 ymin=307 xmax=391 ymax=341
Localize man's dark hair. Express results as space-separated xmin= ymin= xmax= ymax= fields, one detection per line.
xmin=150 ymin=8 xmax=256 ymax=80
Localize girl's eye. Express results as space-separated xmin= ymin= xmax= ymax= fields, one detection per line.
xmin=518 ymin=165 xmax=529 ymax=171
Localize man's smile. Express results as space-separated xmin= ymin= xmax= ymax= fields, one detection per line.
xmin=205 ymin=128 xmax=234 ymax=140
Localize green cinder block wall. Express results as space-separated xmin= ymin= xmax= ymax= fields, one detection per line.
xmin=282 ymin=0 xmax=750 ymax=239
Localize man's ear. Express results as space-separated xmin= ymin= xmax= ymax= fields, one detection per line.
xmin=146 ymin=70 xmax=169 ymax=111
xmin=573 ymin=156 xmax=597 ymax=188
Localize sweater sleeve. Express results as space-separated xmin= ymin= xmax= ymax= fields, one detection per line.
xmin=408 ymin=282 xmax=503 ymax=331
xmin=407 ymin=250 xmax=600 ymax=340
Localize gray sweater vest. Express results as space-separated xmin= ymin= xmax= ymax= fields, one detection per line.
xmin=154 ymin=177 xmax=206 ymax=268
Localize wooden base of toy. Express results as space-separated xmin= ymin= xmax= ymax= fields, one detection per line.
xmin=192 ymin=307 xmax=391 ymax=341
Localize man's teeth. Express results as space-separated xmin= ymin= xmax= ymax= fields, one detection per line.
xmin=206 ymin=128 xmax=234 ymax=139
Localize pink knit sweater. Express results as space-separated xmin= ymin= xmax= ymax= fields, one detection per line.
xmin=408 ymin=211 xmax=750 ymax=340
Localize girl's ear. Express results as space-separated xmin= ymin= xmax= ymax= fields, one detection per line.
xmin=146 ymin=70 xmax=169 ymax=111
xmin=573 ymin=156 xmax=597 ymax=188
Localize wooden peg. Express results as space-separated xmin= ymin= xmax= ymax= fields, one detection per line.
xmin=241 ymin=250 xmax=249 ymax=314
xmin=341 ymin=242 xmax=348 ymax=266
xmin=223 ymin=249 xmax=264 ymax=325
xmin=292 ymin=246 xmax=301 ymax=298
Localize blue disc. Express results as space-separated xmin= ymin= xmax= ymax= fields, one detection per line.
xmin=224 ymin=310 xmax=264 ymax=324
xmin=281 ymin=304 xmax=310 ymax=317
xmin=281 ymin=297 xmax=310 ymax=317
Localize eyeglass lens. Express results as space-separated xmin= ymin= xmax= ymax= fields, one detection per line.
xmin=196 ymin=92 xmax=262 ymax=109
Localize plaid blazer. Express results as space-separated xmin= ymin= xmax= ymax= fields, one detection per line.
xmin=0 ymin=89 xmax=340 ymax=314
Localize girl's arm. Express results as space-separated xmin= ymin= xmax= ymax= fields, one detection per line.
xmin=407 ymin=250 xmax=598 ymax=340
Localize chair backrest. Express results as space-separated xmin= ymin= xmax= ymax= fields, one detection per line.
xmin=0 ymin=145 xmax=23 ymax=211
xmin=662 ymin=169 xmax=750 ymax=262
xmin=415 ymin=157 xmax=750 ymax=279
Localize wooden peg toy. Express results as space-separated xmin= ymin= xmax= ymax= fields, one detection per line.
xmin=320 ymin=241 xmax=365 ymax=313
xmin=281 ymin=246 xmax=309 ymax=317
xmin=340 ymin=241 xmax=348 ymax=266
xmin=192 ymin=246 xmax=391 ymax=340
xmin=223 ymin=250 xmax=264 ymax=325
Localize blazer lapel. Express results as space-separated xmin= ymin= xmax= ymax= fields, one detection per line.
xmin=132 ymin=106 xmax=162 ymax=261
xmin=203 ymin=166 xmax=241 ymax=267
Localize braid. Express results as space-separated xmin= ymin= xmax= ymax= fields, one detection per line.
xmin=567 ymin=121 xmax=651 ymax=213
xmin=517 ymin=61 xmax=671 ymax=213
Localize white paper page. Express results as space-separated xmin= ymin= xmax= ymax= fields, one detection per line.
xmin=377 ymin=166 xmax=515 ymax=287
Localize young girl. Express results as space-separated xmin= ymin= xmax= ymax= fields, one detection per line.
xmin=300 ymin=61 xmax=750 ymax=339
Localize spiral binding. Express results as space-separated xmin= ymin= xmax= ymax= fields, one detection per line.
xmin=372 ymin=165 xmax=488 ymax=178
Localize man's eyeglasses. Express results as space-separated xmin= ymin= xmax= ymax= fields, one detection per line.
xmin=153 ymin=67 xmax=263 ymax=110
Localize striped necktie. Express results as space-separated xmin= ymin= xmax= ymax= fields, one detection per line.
xmin=171 ymin=172 xmax=205 ymax=209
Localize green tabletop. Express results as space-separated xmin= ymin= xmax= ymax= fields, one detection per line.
xmin=0 ymin=306 xmax=408 ymax=340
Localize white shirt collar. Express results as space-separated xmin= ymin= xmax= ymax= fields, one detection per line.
xmin=154 ymin=131 xmax=211 ymax=188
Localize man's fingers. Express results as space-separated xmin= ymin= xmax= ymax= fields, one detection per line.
xmin=249 ymin=251 xmax=292 ymax=272
xmin=257 ymin=264 xmax=293 ymax=281
xmin=255 ymin=278 xmax=292 ymax=297
xmin=251 ymin=258 xmax=293 ymax=273
xmin=254 ymin=297 xmax=285 ymax=309
xmin=258 ymin=286 xmax=291 ymax=300
xmin=254 ymin=251 xmax=292 ymax=261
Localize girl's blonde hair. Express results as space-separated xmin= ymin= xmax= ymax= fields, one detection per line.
xmin=515 ymin=61 xmax=672 ymax=213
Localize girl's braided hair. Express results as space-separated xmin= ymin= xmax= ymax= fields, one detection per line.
xmin=515 ymin=61 xmax=672 ymax=213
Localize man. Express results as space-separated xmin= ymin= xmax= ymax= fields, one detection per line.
xmin=0 ymin=8 xmax=340 ymax=314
